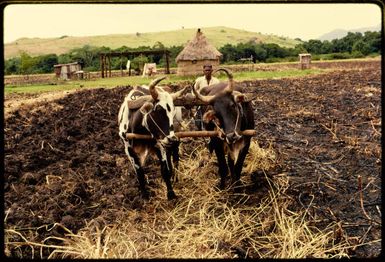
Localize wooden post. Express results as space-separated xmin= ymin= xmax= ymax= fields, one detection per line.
xmin=100 ymin=54 xmax=104 ymax=78
xmin=104 ymin=55 xmax=108 ymax=78
xmin=165 ymin=51 xmax=170 ymax=74
xmin=120 ymin=54 xmax=123 ymax=77
xmin=108 ymin=55 xmax=112 ymax=77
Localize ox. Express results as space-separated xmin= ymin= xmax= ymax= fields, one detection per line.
xmin=118 ymin=76 xmax=185 ymax=200
xmin=193 ymin=69 xmax=255 ymax=190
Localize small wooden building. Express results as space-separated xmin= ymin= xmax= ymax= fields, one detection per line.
xmin=299 ymin=53 xmax=311 ymax=69
xmin=54 ymin=62 xmax=82 ymax=80
xmin=176 ymin=29 xmax=222 ymax=76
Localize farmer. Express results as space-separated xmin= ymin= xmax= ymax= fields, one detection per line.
xmin=193 ymin=64 xmax=220 ymax=130
xmin=194 ymin=64 xmax=220 ymax=93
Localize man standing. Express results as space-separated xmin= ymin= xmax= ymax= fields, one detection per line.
xmin=193 ymin=64 xmax=220 ymax=130
xmin=194 ymin=64 xmax=220 ymax=93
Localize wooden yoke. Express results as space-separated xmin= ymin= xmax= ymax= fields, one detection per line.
xmin=125 ymin=92 xmax=258 ymax=140
xmin=125 ymin=129 xmax=256 ymax=140
xmin=172 ymin=92 xmax=257 ymax=106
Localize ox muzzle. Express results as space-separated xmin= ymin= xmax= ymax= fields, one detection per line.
xmin=160 ymin=134 xmax=179 ymax=148
xmin=225 ymin=132 xmax=242 ymax=144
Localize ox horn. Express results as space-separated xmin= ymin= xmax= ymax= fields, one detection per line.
xmin=193 ymin=83 xmax=216 ymax=104
xmin=171 ymin=86 xmax=187 ymax=100
xmin=148 ymin=76 xmax=167 ymax=100
xmin=126 ymin=95 xmax=152 ymax=109
xmin=214 ymin=68 xmax=234 ymax=94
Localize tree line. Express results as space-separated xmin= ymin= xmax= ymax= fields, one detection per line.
xmin=4 ymin=31 xmax=381 ymax=75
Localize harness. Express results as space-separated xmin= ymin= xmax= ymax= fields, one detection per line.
xmin=142 ymin=105 xmax=175 ymax=171
xmin=206 ymin=102 xmax=243 ymax=140
xmin=142 ymin=107 xmax=163 ymax=137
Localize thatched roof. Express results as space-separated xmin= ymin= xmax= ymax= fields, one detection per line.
xmin=176 ymin=29 xmax=222 ymax=62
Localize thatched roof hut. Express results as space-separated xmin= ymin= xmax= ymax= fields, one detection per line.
xmin=176 ymin=29 xmax=222 ymax=76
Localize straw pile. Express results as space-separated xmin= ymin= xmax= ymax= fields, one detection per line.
xmin=5 ymin=139 xmax=355 ymax=259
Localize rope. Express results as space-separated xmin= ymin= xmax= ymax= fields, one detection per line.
xmin=148 ymin=112 xmax=167 ymax=138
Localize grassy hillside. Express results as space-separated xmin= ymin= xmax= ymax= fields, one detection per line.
xmin=4 ymin=26 xmax=301 ymax=59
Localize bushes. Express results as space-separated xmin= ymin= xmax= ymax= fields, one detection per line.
xmin=4 ymin=30 xmax=381 ymax=75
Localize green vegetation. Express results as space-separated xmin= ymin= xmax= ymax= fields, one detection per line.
xmin=4 ymin=68 xmax=328 ymax=94
xmin=219 ymin=31 xmax=381 ymax=64
xmin=4 ymin=30 xmax=380 ymax=76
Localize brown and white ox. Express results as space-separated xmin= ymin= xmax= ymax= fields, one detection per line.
xmin=193 ymin=69 xmax=255 ymax=189
xmin=118 ymin=76 xmax=185 ymax=200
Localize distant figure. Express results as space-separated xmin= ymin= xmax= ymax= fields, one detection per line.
xmin=126 ymin=60 xmax=131 ymax=75
xmin=142 ymin=63 xmax=157 ymax=77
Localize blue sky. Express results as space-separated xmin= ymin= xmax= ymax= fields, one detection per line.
xmin=4 ymin=3 xmax=381 ymax=43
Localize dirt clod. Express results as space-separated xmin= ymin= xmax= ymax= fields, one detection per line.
xmin=4 ymin=60 xmax=381 ymax=258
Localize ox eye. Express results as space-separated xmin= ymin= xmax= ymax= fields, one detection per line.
xmin=166 ymin=104 xmax=171 ymax=112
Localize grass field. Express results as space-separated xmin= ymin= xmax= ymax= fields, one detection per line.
xmin=4 ymin=68 xmax=327 ymax=94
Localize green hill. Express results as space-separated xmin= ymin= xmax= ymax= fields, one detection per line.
xmin=4 ymin=26 xmax=301 ymax=59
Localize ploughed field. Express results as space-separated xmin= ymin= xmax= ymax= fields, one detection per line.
xmin=4 ymin=60 xmax=381 ymax=258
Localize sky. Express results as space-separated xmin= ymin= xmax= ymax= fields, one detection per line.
xmin=3 ymin=3 xmax=382 ymax=43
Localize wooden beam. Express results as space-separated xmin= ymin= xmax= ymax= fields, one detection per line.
xmin=172 ymin=93 xmax=257 ymax=106
xmin=125 ymin=129 xmax=256 ymax=140
xmin=99 ymin=50 xmax=170 ymax=57
xmin=173 ymin=96 xmax=208 ymax=106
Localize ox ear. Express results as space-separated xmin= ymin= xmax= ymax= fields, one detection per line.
xmin=233 ymin=91 xmax=245 ymax=103
xmin=203 ymin=109 xmax=217 ymax=124
xmin=139 ymin=101 xmax=154 ymax=114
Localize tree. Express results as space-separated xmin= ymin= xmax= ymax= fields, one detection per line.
xmin=352 ymin=40 xmax=371 ymax=55
xmin=253 ymin=45 xmax=267 ymax=62
xmin=19 ymin=51 xmax=35 ymax=75
xmin=363 ymin=31 xmax=381 ymax=53
xmin=303 ymin=40 xmax=324 ymax=54
xmin=4 ymin=57 xmax=21 ymax=75
xmin=219 ymin=44 xmax=238 ymax=63
xmin=320 ymin=40 xmax=333 ymax=54
xmin=34 ymin=54 xmax=58 ymax=73
xmin=342 ymin=32 xmax=363 ymax=53
xmin=58 ymin=54 xmax=71 ymax=64
xmin=131 ymin=55 xmax=149 ymax=74
xmin=68 ymin=45 xmax=100 ymax=70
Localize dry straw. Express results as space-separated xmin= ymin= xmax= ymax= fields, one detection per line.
xmin=5 ymin=139 xmax=360 ymax=258
xmin=175 ymin=29 xmax=222 ymax=62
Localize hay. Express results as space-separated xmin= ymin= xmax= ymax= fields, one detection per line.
xmin=8 ymin=141 xmax=356 ymax=259
xmin=176 ymin=29 xmax=222 ymax=62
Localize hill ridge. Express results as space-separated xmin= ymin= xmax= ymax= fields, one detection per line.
xmin=4 ymin=26 xmax=301 ymax=59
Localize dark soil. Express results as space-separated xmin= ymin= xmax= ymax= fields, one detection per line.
xmin=4 ymin=60 xmax=381 ymax=258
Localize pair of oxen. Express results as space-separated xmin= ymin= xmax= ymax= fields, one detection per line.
xmin=118 ymin=69 xmax=254 ymax=200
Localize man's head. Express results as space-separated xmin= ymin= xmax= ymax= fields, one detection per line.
xmin=203 ymin=64 xmax=213 ymax=79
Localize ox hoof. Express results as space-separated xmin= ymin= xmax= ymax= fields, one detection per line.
xmin=231 ymin=179 xmax=243 ymax=192
xmin=216 ymin=180 xmax=226 ymax=190
xmin=141 ymin=191 xmax=150 ymax=200
xmin=167 ymin=191 xmax=178 ymax=200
